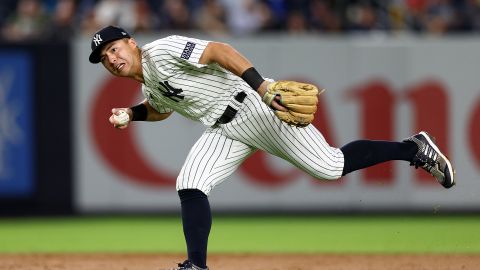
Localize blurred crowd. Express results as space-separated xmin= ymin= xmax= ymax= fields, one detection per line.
xmin=1 ymin=0 xmax=480 ymax=42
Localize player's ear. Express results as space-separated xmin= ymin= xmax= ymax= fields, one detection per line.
xmin=127 ymin=38 xmax=137 ymax=48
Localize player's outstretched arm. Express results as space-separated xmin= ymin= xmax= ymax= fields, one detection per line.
xmin=199 ymin=42 xmax=252 ymax=77
xmin=199 ymin=42 xmax=286 ymax=111
xmin=109 ymin=99 xmax=172 ymax=129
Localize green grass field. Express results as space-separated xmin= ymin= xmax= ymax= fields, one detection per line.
xmin=0 ymin=215 xmax=479 ymax=253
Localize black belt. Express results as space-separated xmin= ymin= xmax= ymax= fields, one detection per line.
xmin=216 ymin=91 xmax=247 ymax=124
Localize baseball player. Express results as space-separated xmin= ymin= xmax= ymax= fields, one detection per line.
xmin=89 ymin=26 xmax=455 ymax=270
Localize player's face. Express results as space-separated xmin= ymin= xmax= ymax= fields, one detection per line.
xmin=100 ymin=38 xmax=140 ymax=77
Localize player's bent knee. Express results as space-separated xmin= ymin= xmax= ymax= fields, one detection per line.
xmin=318 ymin=173 xmax=342 ymax=181
xmin=305 ymin=168 xmax=342 ymax=181
xmin=176 ymin=181 xmax=212 ymax=196
xmin=178 ymin=188 xmax=208 ymax=202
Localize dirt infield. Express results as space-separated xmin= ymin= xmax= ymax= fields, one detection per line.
xmin=1 ymin=253 xmax=479 ymax=270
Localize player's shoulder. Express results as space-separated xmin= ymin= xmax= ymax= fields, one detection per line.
xmin=145 ymin=35 xmax=208 ymax=49
xmin=142 ymin=35 xmax=184 ymax=51
xmin=142 ymin=36 xmax=169 ymax=49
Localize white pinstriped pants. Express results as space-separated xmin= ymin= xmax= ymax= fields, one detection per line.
xmin=176 ymin=89 xmax=345 ymax=195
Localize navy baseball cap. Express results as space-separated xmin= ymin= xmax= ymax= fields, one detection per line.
xmin=89 ymin=26 xmax=131 ymax=63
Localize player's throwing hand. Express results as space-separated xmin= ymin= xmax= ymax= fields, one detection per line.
xmin=109 ymin=108 xmax=132 ymax=129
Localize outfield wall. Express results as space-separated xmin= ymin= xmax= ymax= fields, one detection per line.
xmin=0 ymin=43 xmax=72 ymax=215
xmin=72 ymin=34 xmax=480 ymax=213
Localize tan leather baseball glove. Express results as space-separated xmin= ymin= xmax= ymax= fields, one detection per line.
xmin=262 ymin=80 xmax=324 ymax=127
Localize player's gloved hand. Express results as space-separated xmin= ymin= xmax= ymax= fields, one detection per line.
xmin=262 ymin=80 xmax=324 ymax=127
xmin=109 ymin=108 xmax=132 ymax=129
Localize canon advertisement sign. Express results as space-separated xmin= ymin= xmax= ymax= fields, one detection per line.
xmin=74 ymin=36 xmax=480 ymax=212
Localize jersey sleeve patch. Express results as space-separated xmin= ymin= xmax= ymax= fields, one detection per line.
xmin=181 ymin=42 xmax=196 ymax=60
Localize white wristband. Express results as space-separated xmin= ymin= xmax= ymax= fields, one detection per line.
xmin=262 ymin=91 xmax=277 ymax=106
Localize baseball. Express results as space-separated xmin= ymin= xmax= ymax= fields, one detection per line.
xmin=114 ymin=110 xmax=130 ymax=126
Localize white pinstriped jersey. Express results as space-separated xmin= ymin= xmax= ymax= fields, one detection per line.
xmin=141 ymin=35 xmax=249 ymax=126
xmin=138 ymin=35 xmax=344 ymax=195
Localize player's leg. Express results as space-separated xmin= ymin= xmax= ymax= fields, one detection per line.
xmin=340 ymin=139 xmax=417 ymax=175
xmin=177 ymin=189 xmax=210 ymax=270
xmin=225 ymin=91 xmax=454 ymax=187
xmin=177 ymin=127 xmax=255 ymax=194
xmin=334 ymin=132 xmax=454 ymax=188
xmin=223 ymin=92 xmax=344 ymax=180
xmin=176 ymin=128 xmax=255 ymax=269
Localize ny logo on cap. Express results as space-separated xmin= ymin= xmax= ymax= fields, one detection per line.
xmin=93 ymin=34 xmax=103 ymax=46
